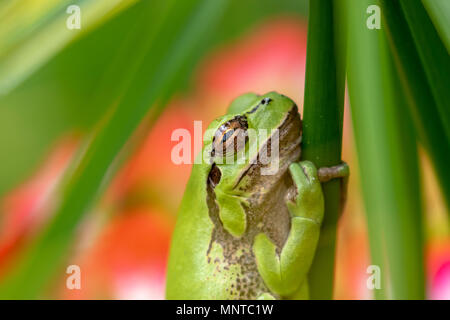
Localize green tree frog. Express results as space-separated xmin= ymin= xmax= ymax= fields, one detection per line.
xmin=166 ymin=92 xmax=348 ymax=300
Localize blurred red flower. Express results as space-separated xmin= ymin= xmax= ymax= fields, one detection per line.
xmin=62 ymin=208 xmax=173 ymax=299
xmin=0 ymin=136 xmax=77 ymax=276
xmin=427 ymin=239 xmax=450 ymax=299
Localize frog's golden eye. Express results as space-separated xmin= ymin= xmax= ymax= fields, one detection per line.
xmin=212 ymin=116 xmax=248 ymax=158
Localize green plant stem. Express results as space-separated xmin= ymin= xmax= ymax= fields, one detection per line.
xmin=301 ymin=0 xmax=346 ymax=299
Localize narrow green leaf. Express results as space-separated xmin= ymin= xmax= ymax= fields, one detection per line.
xmin=301 ymin=0 xmax=346 ymax=299
xmin=422 ymin=0 xmax=450 ymax=53
xmin=380 ymin=0 xmax=450 ymax=210
xmin=0 ymin=0 xmax=227 ymax=299
xmin=347 ymin=0 xmax=425 ymax=299
xmin=399 ymin=0 xmax=450 ymax=143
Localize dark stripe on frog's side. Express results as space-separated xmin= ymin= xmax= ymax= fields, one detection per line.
xmin=233 ymin=105 xmax=302 ymax=191
xmin=246 ymin=97 xmax=273 ymax=114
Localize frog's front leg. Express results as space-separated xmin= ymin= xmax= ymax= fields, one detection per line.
xmin=253 ymin=160 xmax=324 ymax=299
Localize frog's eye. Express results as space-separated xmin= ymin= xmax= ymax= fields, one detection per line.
xmin=246 ymin=97 xmax=272 ymax=114
xmin=261 ymin=97 xmax=272 ymax=105
xmin=211 ymin=116 xmax=248 ymax=158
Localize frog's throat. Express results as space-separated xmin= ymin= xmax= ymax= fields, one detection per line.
xmin=232 ymin=105 xmax=302 ymax=192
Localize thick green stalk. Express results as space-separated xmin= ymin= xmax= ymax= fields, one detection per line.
xmin=301 ymin=0 xmax=346 ymax=299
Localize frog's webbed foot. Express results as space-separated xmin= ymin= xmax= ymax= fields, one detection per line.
xmin=256 ymin=282 xmax=309 ymax=300
xmin=287 ymin=161 xmax=324 ymax=222
xmin=256 ymin=283 xmax=309 ymax=300
xmin=317 ymin=162 xmax=349 ymax=215
xmin=288 ymin=280 xmax=309 ymax=300
xmin=257 ymin=293 xmax=276 ymax=300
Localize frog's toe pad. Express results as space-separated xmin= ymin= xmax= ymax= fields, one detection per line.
xmin=317 ymin=162 xmax=349 ymax=183
xmin=289 ymin=161 xmax=319 ymax=187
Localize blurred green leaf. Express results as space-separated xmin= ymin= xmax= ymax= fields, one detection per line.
xmin=346 ymin=0 xmax=425 ymax=299
xmin=0 ymin=1 xmax=152 ymax=197
xmin=0 ymin=0 xmax=137 ymax=95
xmin=213 ymin=0 xmax=308 ymax=44
xmin=400 ymin=0 xmax=450 ymax=144
xmin=422 ymin=0 xmax=450 ymax=53
xmin=0 ymin=0 xmax=227 ymax=299
xmin=380 ymin=0 xmax=450 ymax=210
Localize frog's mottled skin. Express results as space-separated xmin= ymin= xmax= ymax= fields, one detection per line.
xmin=166 ymin=92 xmax=327 ymax=300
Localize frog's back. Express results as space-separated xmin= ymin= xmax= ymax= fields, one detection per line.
xmin=165 ymin=161 xmax=243 ymax=299
xmin=166 ymin=161 xmax=213 ymax=298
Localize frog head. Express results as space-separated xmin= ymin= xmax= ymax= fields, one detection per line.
xmin=204 ymin=91 xmax=302 ymax=199
xmin=202 ymin=92 xmax=301 ymax=237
